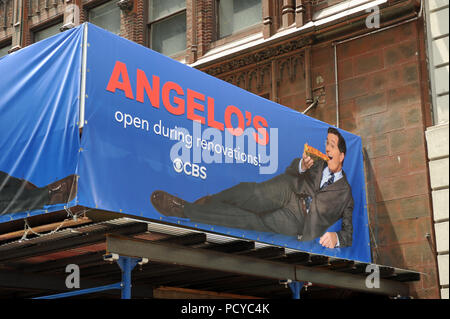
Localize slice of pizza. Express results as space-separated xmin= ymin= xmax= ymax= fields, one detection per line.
xmin=304 ymin=143 xmax=330 ymax=162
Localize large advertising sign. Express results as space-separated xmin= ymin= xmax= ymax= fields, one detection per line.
xmin=79 ymin=24 xmax=370 ymax=262
xmin=0 ymin=24 xmax=371 ymax=262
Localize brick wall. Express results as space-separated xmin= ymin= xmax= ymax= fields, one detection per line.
xmin=309 ymin=21 xmax=439 ymax=299
xmin=197 ymin=15 xmax=440 ymax=298
xmin=23 ymin=0 xmax=65 ymax=47
xmin=0 ymin=0 xmax=13 ymax=43
xmin=1 ymin=0 xmax=313 ymax=58
xmin=196 ymin=0 xmax=214 ymax=57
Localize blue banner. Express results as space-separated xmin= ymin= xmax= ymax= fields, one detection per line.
xmin=78 ymin=24 xmax=371 ymax=262
xmin=0 ymin=27 xmax=82 ymax=222
xmin=0 ymin=23 xmax=371 ymax=262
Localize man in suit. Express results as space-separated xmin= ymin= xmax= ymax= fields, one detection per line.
xmin=0 ymin=171 xmax=77 ymax=216
xmin=151 ymin=127 xmax=353 ymax=248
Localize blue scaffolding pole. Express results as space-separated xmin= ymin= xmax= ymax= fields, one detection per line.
xmin=34 ymin=283 xmax=122 ymax=299
xmin=116 ymin=256 xmax=140 ymax=299
xmin=33 ymin=255 xmax=144 ymax=299
xmin=288 ymin=281 xmax=306 ymax=299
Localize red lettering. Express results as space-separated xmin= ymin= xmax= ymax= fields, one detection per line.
xmin=207 ymin=97 xmax=224 ymax=131
xmin=106 ymin=64 xmax=271 ymax=141
xmin=162 ymin=81 xmax=185 ymax=115
xmin=136 ymin=69 xmax=160 ymax=108
xmin=187 ymin=89 xmax=205 ymax=124
xmin=106 ymin=61 xmax=134 ymax=99
xmin=224 ymin=105 xmax=244 ymax=136
xmin=253 ymin=115 xmax=269 ymax=146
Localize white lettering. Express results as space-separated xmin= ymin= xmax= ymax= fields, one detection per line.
xmin=224 ymin=303 xmax=270 ymax=314
xmin=365 ymin=264 xmax=380 ymax=289
xmin=65 ymin=264 xmax=80 ymax=289
xmin=114 ymin=111 xmax=149 ymax=131
xmin=181 ymin=303 xmax=215 ymax=317
xmin=365 ymin=6 xmax=380 ymax=29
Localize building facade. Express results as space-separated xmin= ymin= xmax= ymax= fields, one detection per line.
xmin=0 ymin=0 xmax=448 ymax=299
xmin=423 ymin=0 xmax=449 ymax=300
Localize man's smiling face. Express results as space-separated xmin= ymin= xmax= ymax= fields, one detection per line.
xmin=326 ymin=133 xmax=345 ymax=173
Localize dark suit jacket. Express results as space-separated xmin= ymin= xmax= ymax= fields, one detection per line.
xmin=285 ymin=158 xmax=354 ymax=247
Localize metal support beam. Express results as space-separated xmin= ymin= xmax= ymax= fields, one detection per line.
xmin=106 ymin=235 xmax=411 ymax=297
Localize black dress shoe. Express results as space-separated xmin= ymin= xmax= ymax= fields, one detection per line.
xmin=151 ymin=191 xmax=186 ymax=218
xmin=47 ymin=175 xmax=78 ymax=205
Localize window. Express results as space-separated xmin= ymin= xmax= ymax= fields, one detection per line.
xmin=147 ymin=0 xmax=186 ymax=56
xmin=34 ymin=22 xmax=64 ymax=43
xmin=217 ymin=0 xmax=262 ymax=38
xmin=89 ymin=1 xmax=121 ymax=35
xmin=0 ymin=44 xmax=10 ymax=57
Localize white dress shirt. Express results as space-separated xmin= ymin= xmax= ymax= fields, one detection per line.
xmin=299 ymin=159 xmax=343 ymax=186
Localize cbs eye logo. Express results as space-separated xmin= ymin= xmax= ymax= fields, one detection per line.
xmin=172 ymin=158 xmax=207 ymax=180
xmin=173 ymin=158 xmax=184 ymax=173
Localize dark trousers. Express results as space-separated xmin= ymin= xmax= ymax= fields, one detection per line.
xmin=0 ymin=171 xmax=49 ymax=215
xmin=183 ymin=174 xmax=305 ymax=237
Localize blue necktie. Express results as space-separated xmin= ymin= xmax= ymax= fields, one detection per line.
xmin=320 ymin=172 xmax=335 ymax=190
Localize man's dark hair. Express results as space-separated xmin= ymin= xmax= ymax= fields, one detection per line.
xmin=328 ymin=127 xmax=346 ymax=155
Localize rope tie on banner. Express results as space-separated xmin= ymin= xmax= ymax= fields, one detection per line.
xmin=19 ymin=218 xmax=68 ymax=241
xmin=18 ymin=208 xmax=91 ymax=242
xmin=19 ymin=222 xmax=29 ymax=242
